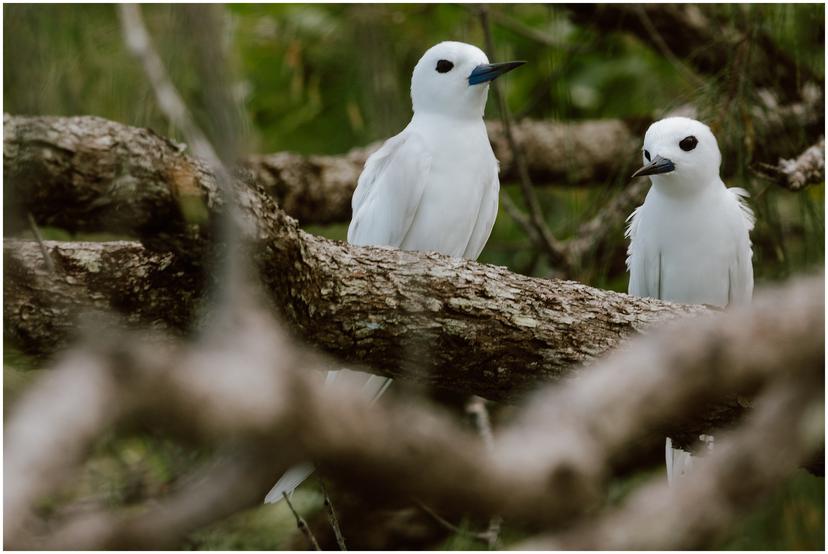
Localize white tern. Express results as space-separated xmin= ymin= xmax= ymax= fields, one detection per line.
xmin=625 ymin=116 xmax=755 ymax=484
xmin=265 ymin=41 xmax=524 ymax=503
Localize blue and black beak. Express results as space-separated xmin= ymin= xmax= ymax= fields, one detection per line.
xmin=468 ymin=61 xmax=526 ymax=86
xmin=631 ymin=155 xmax=675 ymax=179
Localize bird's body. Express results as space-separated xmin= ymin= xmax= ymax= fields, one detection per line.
xmin=265 ymin=41 xmax=523 ymax=504
xmin=348 ymin=111 xmax=499 ymax=259
xmin=347 ymin=40 xmax=519 ymax=259
xmin=625 ymin=117 xmax=754 ymax=484
xmin=626 ymin=117 xmax=754 ymax=309
xmin=627 ymin=176 xmax=754 ymax=307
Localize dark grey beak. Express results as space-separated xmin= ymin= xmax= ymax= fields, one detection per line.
xmin=468 ymin=61 xmax=526 ymax=86
xmin=631 ymin=155 xmax=675 ymax=179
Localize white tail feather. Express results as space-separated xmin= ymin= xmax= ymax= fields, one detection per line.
xmin=264 ymin=369 xmax=393 ymax=503
xmin=665 ymin=437 xmax=695 ymax=486
xmin=264 ymin=462 xmax=315 ymax=504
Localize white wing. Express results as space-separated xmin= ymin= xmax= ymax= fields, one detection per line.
xmin=625 ymin=203 xmax=660 ymax=298
xmin=726 ymin=187 xmax=755 ymax=305
xmin=347 ymin=127 xmax=431 ymax=248
xmin=462 ymin=170 xmax=499 ymax=260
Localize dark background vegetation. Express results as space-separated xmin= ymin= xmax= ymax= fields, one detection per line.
xmin=4 ymin=3 xmax=824 ymax=549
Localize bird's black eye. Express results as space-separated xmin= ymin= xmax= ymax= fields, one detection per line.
xmin=644 ymin=150 xmax=651 ymax=161
xmin=679 ymin=135 xmax=698 ymax=151
xmin=435 ymin=59 xmax=454 ymax=73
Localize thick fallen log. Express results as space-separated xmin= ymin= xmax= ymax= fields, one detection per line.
xmin=4 ymin=238 xmax=707 ymax=402
xmin=4 ymin=115 xmax=713 ymax=402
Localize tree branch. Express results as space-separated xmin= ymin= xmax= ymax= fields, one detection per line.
xmin=522 ymin=379 xmax=823 ymax=550
xmin=4 ymin=237 xmax=707 ymax=402
xmin=3 ymin=113 xmax=820 ymax=410
xmin=760 ymin=138 xmax=825 ymax=192
xmin=236 ymin=117 xmax=646 ymax=225
xmin=6 ymin=272 xmax=822 ymax=549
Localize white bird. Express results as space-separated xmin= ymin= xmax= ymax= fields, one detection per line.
xmin=265 ymin=41 xmax=524 ymax=503
xmin=625 ymin=116 xmax=755 ymax=484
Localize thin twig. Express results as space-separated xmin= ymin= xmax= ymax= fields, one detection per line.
xmin=318 ymin=477 xmax=347 ymax=551
xmin=484 ymin=7 xmax=565 ymax=49
xmin=415 ymin=501 xmax=490 ymax=544
xmin=26 ymin=212 xmax=55 ymax=275
xmin=633 ymin=6 xmax=707 ymax=90
xmin=117 ymin=4 xmax=246 ymax=319
xmin=498 ymin=192 xmax=558 ymax=274
xmin=477 ymin=6 xmax=571 ymax=273
xmin=466 ymin=396 xmax=502 ymax=549
xmin=282 ymin=492 xmax=322 ymax=551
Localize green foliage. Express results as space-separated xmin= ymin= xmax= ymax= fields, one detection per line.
xmin=721 ymin=470 xmax=825 ymax=550
xmin=4 ymin=344 xmax=44 ymax=412
xmin=187 ymin=490 xmax=323 ymax=550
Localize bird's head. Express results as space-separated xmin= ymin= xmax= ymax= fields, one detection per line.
xmin=632 ymin=117 xmax=722 ymax=191
xmin=411 ymin=41 xmax=525 ymax=118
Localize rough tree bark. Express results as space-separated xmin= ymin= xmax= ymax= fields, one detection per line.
xmin=3 ymin=114 xmax=713 ymax=404
xmin=4 ymin=240 xmax=199 ymax=349
xmin=5 ymin=236 xmax=709 ymax=402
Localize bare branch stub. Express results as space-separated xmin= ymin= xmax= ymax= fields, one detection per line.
xmin=319 ymin=477 xmax=348 ymax=551
xmin=758 ymin=138 xmax=825 ymax=192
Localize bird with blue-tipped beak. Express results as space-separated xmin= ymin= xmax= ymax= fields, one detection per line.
xmin=348 ymin=41 xmax=524 ymax=256
xmin=265 ymin=41 xmax=524 ymax=504
xmin=626 ymin=116 xmax=755 ymax=484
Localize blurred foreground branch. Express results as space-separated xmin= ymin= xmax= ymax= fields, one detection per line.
xmin=5 ymin=272 xmax=823 ymax=549
xmin=522 ymin=378 xmax=823 ymax=550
